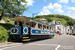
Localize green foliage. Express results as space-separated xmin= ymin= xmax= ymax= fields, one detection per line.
xmin=67 ymin=20 xmax=75 ymax=26
xmin=0 ymin=0 xmax=28 ymax=19
xmin=46 ymin=22 xmax=49 ymax=25
xmin=34 ymin=18 xmax=41 ymax=20
xmin=0 ymin=26 xmax=9 ymax=42
xmin=68 ymin=29 xmax=69 ymax=31
xmin=0 ymin=23 xmax=14 ymax=42
xmin=35 ymin=14 xmax=75 ymax=26
xmin=0 ymin=23 xmax=15 ymax=30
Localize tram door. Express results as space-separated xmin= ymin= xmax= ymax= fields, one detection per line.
xmin=25 ymin=22 xmax=31 ymax=37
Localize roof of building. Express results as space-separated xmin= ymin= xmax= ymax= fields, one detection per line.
xmin=39 ymin=18 xmax=47 ymax=21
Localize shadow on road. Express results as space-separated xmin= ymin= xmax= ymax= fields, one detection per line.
xmin=11 ymin=38 xmax=52 ymax=44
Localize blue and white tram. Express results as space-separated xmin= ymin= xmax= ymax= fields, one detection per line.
xmin=10 ymin=17 xmax=54 ymax=41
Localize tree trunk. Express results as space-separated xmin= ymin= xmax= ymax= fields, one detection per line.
xmin=0 ymin=12 xmax=3 ymax=20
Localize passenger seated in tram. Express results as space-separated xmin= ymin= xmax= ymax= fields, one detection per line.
xmin=43 ymin=27 xmax=46 ymax=30
xmin=31 ymin=24 xmax=37 ymax=28
xmin=49 ymin=27 xmax=51 ymax=31
xmin=34 ymin=24 xmax=37 ymax=28
xmin=44 ymin=28 xmax=46 ymax=30
xmin=47 ymin=28 xmax=49 ymax=31
xmin=40 ymin=26 xmax=42 ymax=30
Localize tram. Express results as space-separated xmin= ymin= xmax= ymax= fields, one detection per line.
xmin=10 ymin=16 xmax=54 ymax=41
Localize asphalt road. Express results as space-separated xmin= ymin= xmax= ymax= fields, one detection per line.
xmin=0 ymin=34 xmax=75 ymax=50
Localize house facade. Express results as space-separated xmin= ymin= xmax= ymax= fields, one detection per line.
xmin=73 ymin=24 xmax=75 ymax=34
xmin=38 ymin=18 xmax=47 ymax=24
xmin=49 ymin=20 xmax=66 ymax=34
xmin=65 ymin=26 xmax=70 ymax=34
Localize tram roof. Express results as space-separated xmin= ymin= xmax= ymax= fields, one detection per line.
xmin=11 ymin=16 xmax=52 ymax=27
xmin=11 ymin=16 xmax=30 ymax=22
xmin=30 ymin=20 xmax=51 ymax=27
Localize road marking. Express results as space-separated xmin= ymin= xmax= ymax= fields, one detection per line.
xmin=0 ymin=44 xmax=22 ymax=50
xmin=27 ymin=43 xmax=58 ymax=46
xmin=55 ymin=45 xmax=60 ymax=50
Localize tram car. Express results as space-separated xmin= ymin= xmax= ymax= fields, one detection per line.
xmin=10 ymin=16 xmax=54 ymax=41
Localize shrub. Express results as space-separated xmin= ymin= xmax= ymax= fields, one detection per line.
xmin=0 ymin=23 xmax=15 ymax=30
xmin=0 ymin=26 xmax=9 ymax=42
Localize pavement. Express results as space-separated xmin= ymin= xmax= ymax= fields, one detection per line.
xmin=0 ymin=42 xmax=22 ymax=48
xmin=0 ymin=34 xmax=75 ymax=50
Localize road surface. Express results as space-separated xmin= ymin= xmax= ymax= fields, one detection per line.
xmin=0 ymin=34 xmax=75 ymax=50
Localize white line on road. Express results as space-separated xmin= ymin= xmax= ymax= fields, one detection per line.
xmin=55 ymin=45 xmax=60 ymax=50
xmin=0 ymin=44 xmax=59 ymax=50
xmin=0 ymin=44 xmax=22 ymax=50
xmin=27 ymin=43 xmax=58 ymax=46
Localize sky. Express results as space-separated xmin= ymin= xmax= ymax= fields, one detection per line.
xmin=22 ymin=0 xmax=75 ymax=19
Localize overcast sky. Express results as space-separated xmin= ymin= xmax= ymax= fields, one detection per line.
xmin=22 ymin=0 xmax=75 ymax=19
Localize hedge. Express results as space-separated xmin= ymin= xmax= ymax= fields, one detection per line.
xmin=0 ymin=26 xmax=9 ymax=42
xmin=0 ymin=23 xmax=15 ymax=42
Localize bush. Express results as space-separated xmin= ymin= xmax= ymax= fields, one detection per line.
xmin=0 ymin=23 xmax=15 ymax=30
xmin=0 ymin=23 xmax=14 ymax=42
xmin=0 ymin=26 xmax=9 ymax=42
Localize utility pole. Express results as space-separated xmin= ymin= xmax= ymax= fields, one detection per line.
xmin=32 ymin=13 xmax=38 ymax=19
xmin=26 ymin=10 xmax=39 ymax=19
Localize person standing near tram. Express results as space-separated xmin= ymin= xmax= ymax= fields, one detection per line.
xmin=19 ymin=20 xmax=23 ymax=34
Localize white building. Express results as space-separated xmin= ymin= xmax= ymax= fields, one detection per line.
xmin=73 ymin=24 xmax=75 ymax=35
xmin=38 ymin=18 xmax=47 ymax=24
xmin=0 ymin=19 xmax=5 ymax=23
xmin=49 ymin=20 xmax=66 ymax=34
xmin=65 ymin=26 xmax=70 ymax=34
xmin=49 ymin=20 xmax=55 ymax=25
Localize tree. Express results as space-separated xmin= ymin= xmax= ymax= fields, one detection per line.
xmin=0 ymin=0 xmax=28 ymax=20
xmin=67 ymin=20 xmax=74 ymax=26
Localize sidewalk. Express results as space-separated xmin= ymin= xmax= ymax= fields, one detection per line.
xmin=0 ymin=41 xmax=22 ymax=48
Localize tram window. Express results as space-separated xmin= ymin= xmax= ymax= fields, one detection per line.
xmin=43 ymin=27 xmax=46 ymax=30
xmin=47 ymin=26 xmax=49 ymax=31
xmin=25 ymin=22 xmax=30 ymax=27
xmin=48 ymin=27 xmax=50 ymax=31
xmin=32 ymin=25 xmax=35 ymax=28
xmin=14 ymin=21 xmax=17 ymax=25
xmin=43 ymin=25 xmax=46 ymax=30
xmin=38 ymin=24 xmax=42 ymax=29
xmin=39 ymin=26 xmax=42 ymax=30
xmin=34 ymin=24 xmax=37 ymax=28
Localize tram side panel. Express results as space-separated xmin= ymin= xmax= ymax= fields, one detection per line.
xmin=10 ymin=26 xmax=54 ymax=41
xmin=30 ymin=27 xmax=54 ymax=40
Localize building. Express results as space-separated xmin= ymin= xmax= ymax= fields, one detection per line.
xmin=72 ymin=24 xmax=75 ymax=35
xmin=70 ymin=26 xmax=73 ymax=34
xmin=49 ymin=20 xmax=66 ymax=35
xmin=65 ymin=26 xmax=70 ymax=34
xmin=0 ymin=19 xmax=5 ymax=23
xmin=38 ymin=18 xmax=47 ymax=24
